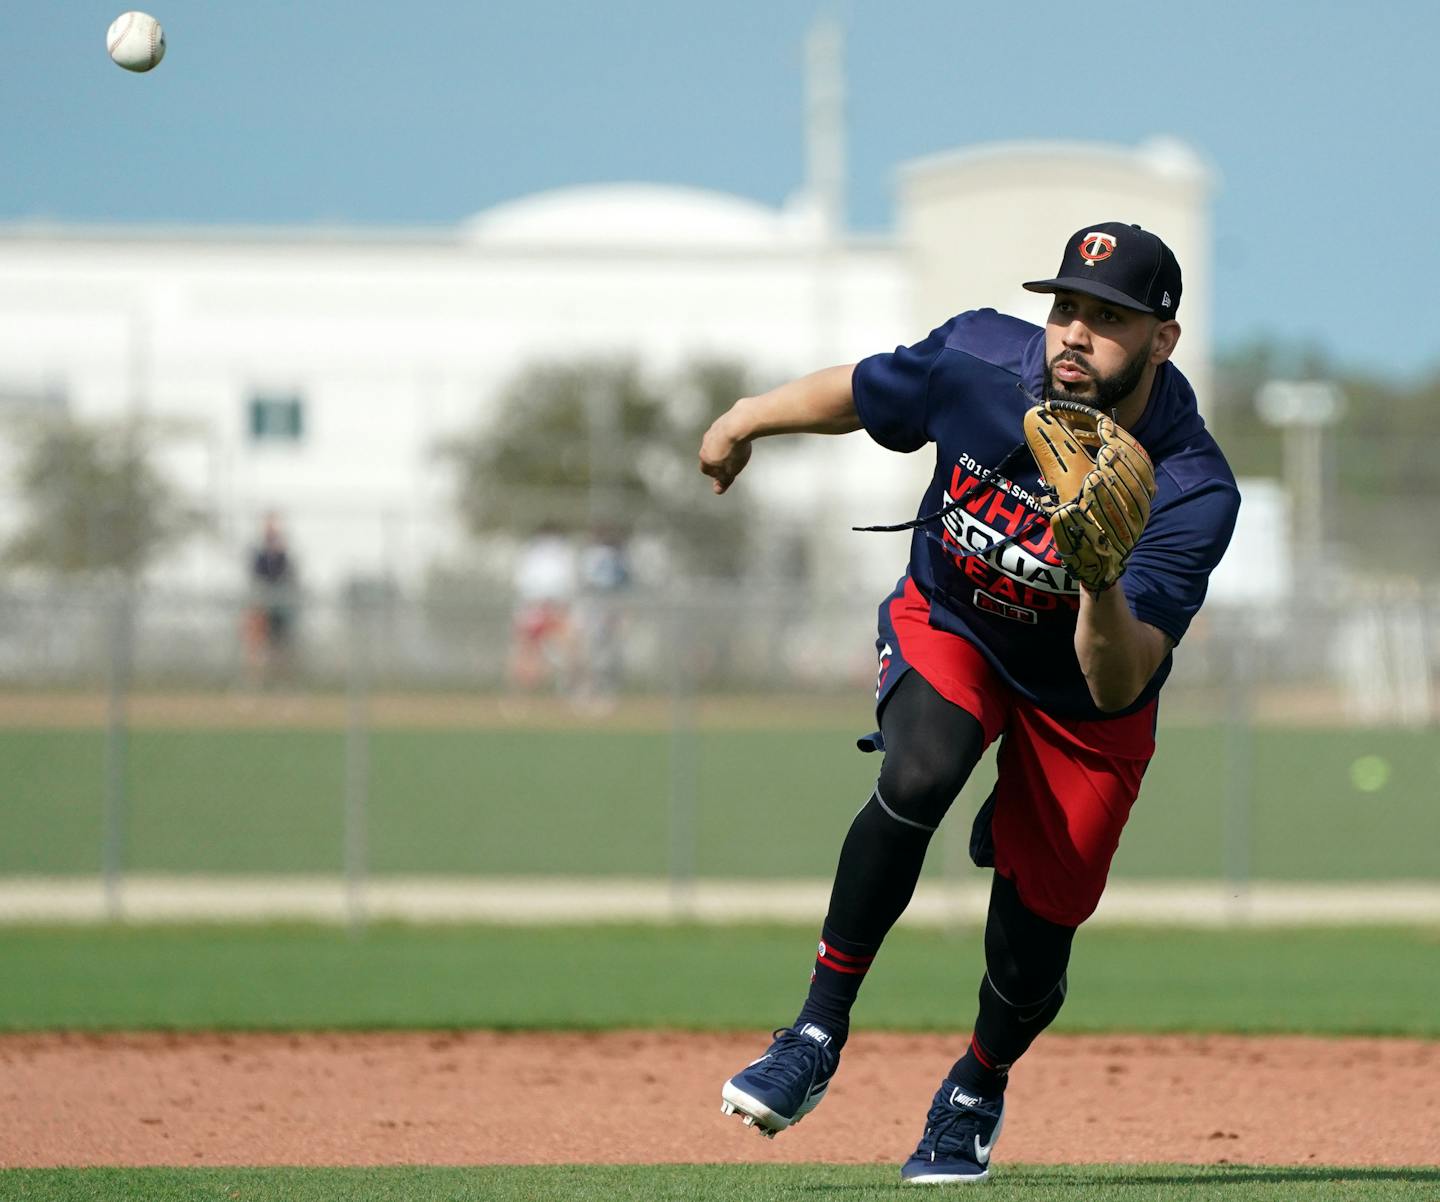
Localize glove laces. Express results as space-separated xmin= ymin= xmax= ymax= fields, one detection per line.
xmin=852 ymin=395 xmax=1052 ymax=562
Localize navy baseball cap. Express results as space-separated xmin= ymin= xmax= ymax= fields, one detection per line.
xmin=1023 ymin=222 xmax=1182 ymax=317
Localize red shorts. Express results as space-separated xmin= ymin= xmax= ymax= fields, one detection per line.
xmin=885 ymin=578 xmax=1156 ymax=926
xmin=515 ymin=602 xmax=568 ymax=643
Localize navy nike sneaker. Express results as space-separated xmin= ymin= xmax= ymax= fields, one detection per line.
xmin=720 ymin=1023 xmax=838 ymax=1138
xmin=900 ymin=1079 xmax=1005 ymax=1184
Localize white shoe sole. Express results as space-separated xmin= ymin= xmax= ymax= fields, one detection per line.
xmin=720 ymin=1079 xmax=827 ymax=1138
xmin=901 ymin=1168 xmax=990 ymax=1184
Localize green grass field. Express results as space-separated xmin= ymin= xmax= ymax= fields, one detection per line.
xmin=5 ymin=709 xmax=1438 ymax=1199
xmin=4 ymin=922 xmax=1438 ymax=1199
xmin=2 ymin=922 xmax=1438 ymax=1033
xmin=5 ymin=1164 xmax=1440 ymax=1201
xmin=3 ymin=722 xmax=1437 ymax=880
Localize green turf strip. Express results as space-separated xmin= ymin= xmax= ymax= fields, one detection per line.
xmin=4 ymin=1165 xmax=1440 ymax=1201
xmin=4 ymin=723 xmax=1439 ymax=879
xmin=1 ymin=924 xmax=1438 ymax=1035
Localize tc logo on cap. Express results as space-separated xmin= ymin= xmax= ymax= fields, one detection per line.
xmin=1078 ymin=231 xmax=1117 ymax=266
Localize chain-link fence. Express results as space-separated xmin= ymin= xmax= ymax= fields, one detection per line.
xmin=3 ymin=401 xmax=1439 ymax=922
xmin=0 ymin=571 xmax=1436 ymax=924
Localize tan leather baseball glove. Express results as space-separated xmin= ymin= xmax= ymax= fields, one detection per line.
xmin=1023 ymin=399 xmax=1156 ymax=593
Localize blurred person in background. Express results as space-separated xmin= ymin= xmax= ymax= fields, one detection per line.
xmin=575 ymin=524 xmax=632 ymax=711
xmin=507 ymin=523 xmax=580 ymax=697
xmin=243 ymin=512 xmax=299 ymax=690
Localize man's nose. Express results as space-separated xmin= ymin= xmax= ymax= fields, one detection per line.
xmin=1062 ymin=320 xmax=1092 ymax=348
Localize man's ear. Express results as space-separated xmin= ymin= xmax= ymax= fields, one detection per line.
xmin=1150 ymin=320 xmax=1181 ymax=365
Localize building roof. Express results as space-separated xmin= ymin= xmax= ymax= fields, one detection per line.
xmin=462 ymin=182 xmax=819 ymax=248
xmin=0 ymin=182 xmax=893 ymax=255
xmin=901 ymin=136 xmax=1216 ymax=189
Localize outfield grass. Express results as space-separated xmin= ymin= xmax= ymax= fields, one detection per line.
xmin=2 ymin=723 xmax=1438 ymax=881
xmin=6 ymin=924 xmax=1437 ymax=1199
xmin=1 ymin=923 xmax=1437 ymax=1034
xmin=4 ymin=1164 xmax=1440 ymax=1201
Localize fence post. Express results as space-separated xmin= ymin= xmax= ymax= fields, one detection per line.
xmin=1222 ymin=621 xmax=1254 ymax=920
xmin=102 ymin=577 xmax=135 ymax=922
xmin=344 ymin=591 xmax=371 ymax=934
xmin=666 ymin=589 xmax=699 ymax=920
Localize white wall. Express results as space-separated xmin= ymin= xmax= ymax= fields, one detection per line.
xmin=0 ymin=208 xmax=912 ymax=592
xmin=0 ymin=142 xmax=1220 ymax=600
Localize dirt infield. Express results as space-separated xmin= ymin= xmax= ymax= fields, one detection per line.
xmin=3 ymin=1031 xmax=1436 ymax=1168
xmin=0 ymin=690 xmax=862 ymax=731
xmin=0 ymin=686 xmax=1353 ymax=731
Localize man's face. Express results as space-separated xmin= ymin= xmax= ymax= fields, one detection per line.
xmin=1043 ymin=290 xmax=1165 ymax=410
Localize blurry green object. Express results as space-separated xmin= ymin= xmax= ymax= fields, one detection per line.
xmin=2 ymin=416 xmax=204 ymax=577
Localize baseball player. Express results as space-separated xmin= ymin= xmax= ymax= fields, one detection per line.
xmin=699 ymin=223 xmax=1239 ymax=1183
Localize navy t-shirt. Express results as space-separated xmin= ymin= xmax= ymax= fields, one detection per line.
xmin=853 ymin=309 xmax=1240 ymax=719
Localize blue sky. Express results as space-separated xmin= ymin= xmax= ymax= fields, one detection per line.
xmin=2 ymin=2 xmax=1434 ymax=378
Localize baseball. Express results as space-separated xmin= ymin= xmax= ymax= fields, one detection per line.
xmin=107 ymin=11 xmax=166 ymax=73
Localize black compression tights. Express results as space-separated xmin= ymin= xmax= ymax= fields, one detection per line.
xmin=823 ymin=670 xmax=986 ymax=946
xmin=811 ymin=669 xmax=1075 ymax=1067
xmin=970 ymin=870 xmax=1075 ymax=1067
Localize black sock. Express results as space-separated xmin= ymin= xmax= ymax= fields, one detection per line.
xmin=794 ymin=923 xmax=878 ymax=1049
xmin=792 ymin=788 xmax=935 ymax=1050
xmin=794 ymin=672 xmax=985 ymax=1053
xmin=947 ymin=973 xmax=1067 ymax=1097
xmin=947 ymin=1031 xmax=1012 ymax=1098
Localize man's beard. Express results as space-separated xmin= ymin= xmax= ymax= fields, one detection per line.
xmin=1045 ymin=343 xmax=1150 ymax=411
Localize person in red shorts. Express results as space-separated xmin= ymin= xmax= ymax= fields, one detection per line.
xmin=508 ymin=524 xmax=580 ymax=695
xmin=699 ymin=223 xmax=1240 ymax=1183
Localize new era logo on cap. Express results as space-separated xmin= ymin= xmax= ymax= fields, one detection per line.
xmin=1024 ymin=221 xmax=1182 ymax=317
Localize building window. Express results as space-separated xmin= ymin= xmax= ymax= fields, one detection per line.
xmin=249 ymin=395 xmax=304 ymax=442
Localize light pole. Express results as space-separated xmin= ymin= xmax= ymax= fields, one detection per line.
xmin=1255 ymin=380 xmax=1346 ymax=580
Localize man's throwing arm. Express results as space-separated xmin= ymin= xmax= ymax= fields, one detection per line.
xmin=699 ymin=365 xmax=861 ymax=494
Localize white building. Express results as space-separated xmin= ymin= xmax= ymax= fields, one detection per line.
xmin=0 ymin=139 xmax=1214 ymax=597
xmin=900 ymin=137 xmax=1214 ymax=405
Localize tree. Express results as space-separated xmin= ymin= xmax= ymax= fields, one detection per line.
xmin=2 ymin=416 xmax=203 ymax=578
xmin=1211 ymin=339 xmax=1440 ymax=575
xmin=440 ymin=357 xmax=759 ymax=577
